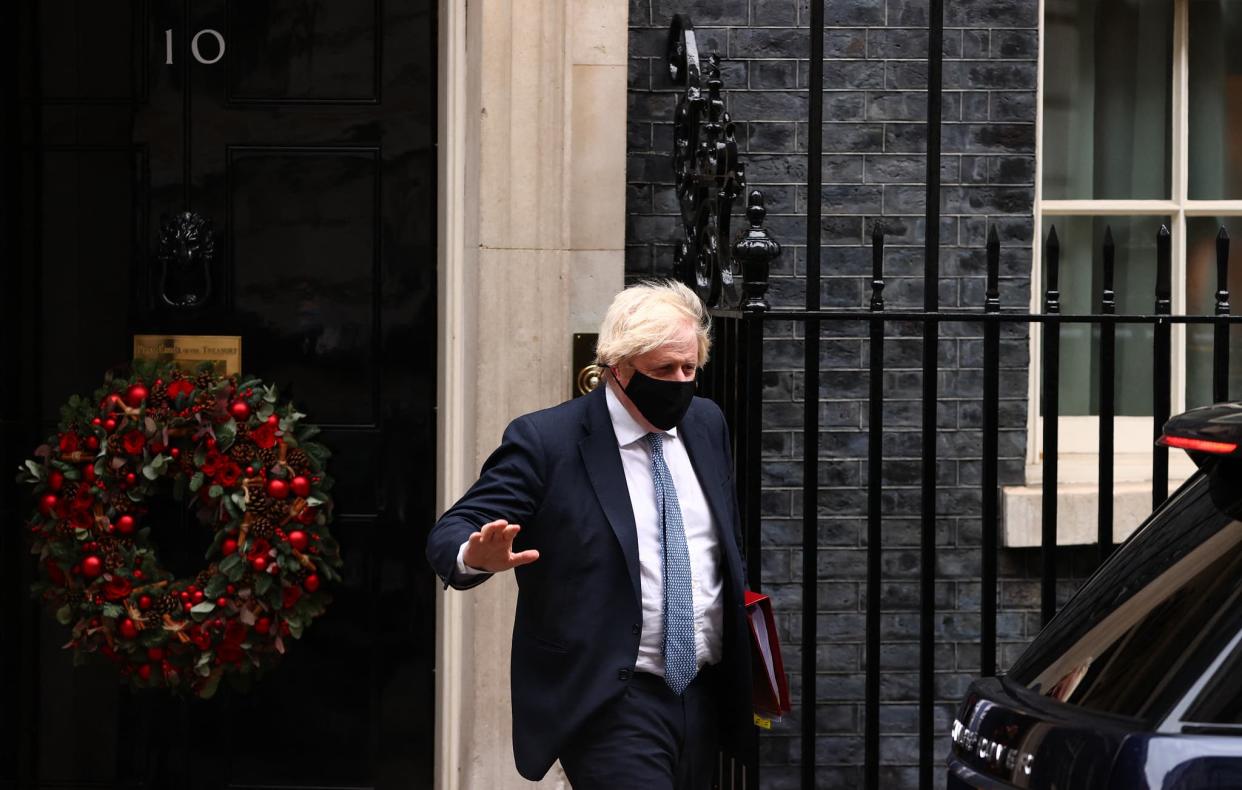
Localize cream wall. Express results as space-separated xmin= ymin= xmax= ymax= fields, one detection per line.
xmin=434 ymin=0 xmax=628 ymax=785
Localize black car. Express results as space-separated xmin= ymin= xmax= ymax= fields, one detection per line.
xmin=948 ymin=402 xmax=1242 ymax=789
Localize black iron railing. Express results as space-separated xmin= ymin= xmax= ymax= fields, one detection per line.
xmin=666 ymin=11 xmax=1242 ymax=790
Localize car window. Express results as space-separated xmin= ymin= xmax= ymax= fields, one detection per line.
xmin=1008 ymin=460 xmax=1242 ymax=723
xmin=1183 ymin=629 xmax=1242 ymax=724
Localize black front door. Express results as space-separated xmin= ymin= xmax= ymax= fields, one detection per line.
xmin=0 ymin=2 xmax=437 ymax=788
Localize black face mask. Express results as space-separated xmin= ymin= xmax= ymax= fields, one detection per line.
xmin=618 ymin=368 xmax=696 ymax=430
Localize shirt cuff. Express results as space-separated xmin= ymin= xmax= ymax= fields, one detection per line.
xmin=456 ymin=540 xmax=489 ymax=577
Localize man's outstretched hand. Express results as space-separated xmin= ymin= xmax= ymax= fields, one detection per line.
xmin=462 ymin=519 xmax=540 ymax=573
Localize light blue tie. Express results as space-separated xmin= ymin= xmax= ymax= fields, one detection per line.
xmin=646 ymin=432 xmax=697 ymax=695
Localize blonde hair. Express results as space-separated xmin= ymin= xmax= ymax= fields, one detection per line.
xmin=594 ymin=280 xmax=711 ymax=367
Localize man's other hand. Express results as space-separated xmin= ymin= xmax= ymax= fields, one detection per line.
xmin=462 ymin=519 xmax=540 ymax=573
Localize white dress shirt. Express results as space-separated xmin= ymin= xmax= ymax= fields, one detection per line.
xmin=456 ymin=382 xmax=725 ymax=676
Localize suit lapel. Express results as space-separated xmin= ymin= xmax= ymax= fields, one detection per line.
xmin=579 ymin=387 xmax=642 ymax=605
xmin=680 ymin=404 xmax=746 ymax=596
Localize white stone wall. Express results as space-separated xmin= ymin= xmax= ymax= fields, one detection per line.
xmin=435 ymin=0 xmax=628 ymax=786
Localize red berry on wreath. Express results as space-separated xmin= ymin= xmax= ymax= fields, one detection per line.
xmin=86 ymin=436 xmax=99 ymax=450
xmin=119 ymin=618 xmax=138 ymax=639
xmin=226 ymin=584 xmax=235 ymax=594
xmin=222 ymin=538 xmax=238 ymax=556
xmin=183 ymin=602 xmax=192 ymax=612
xmin=267 ymin=415 xmax=279 ymax=426
xmin=117 ymin=514 xmax=135 ymax=535
xmin=133 ymin=569 xmax=144 ymax=580
xmin=216 ymin=596 xmax=228 ymax=608
xmin=304 ymin=574 xmax=320 ymax=592
xmin=192 ymin=591 xmax=204 ymax=603
xmin=267 ymin=479 xmax=289 ymax=500
xmin=251 ymin=556 xmax=267 ymax=572
xmin=91 ymin=417 xmax=102 ymax=426
xmin=139 ymin=595 xmax=152 ymax=610
xmin=287 ymin=530 xmax=308 ymax=552
xmin=83 ymin=464 xmax=96 ymax=482
xmin=38 ymin=493 xmax=57 ymax=516
xmin=255 ymin=617 xmax=271 ymax=635
xmin=229 ymin=401 xmax=251 ymax=421
xmin=124 ymin=385 xmax=148 ymax=408
xmin=104 ymin=418 xmax=117 ymax=432
xmin=124 ymin=472 xmax=136 ymax=486
xmin=81 ymin=556 xmax=103 ymax=578
xmin=245 ymin=466 xmax=255 ymax=476
xmin=48 ymin=470 xmax=64 ymax=490
xmin=147 ymin=646 xmax=164 ymax=661
xmin=179 ymin=591 xmax=190 ymax=602
xmin=170 ymin=447 xmax=180 ymax=458
xmin=137 ymin=663 xmax=152 ymax=681
xmin=290 ymin=476 xmax=311 ymax=498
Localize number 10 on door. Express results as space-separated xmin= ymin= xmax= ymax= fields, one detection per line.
xmin=164 ymin=29 xmax=225 ymax=65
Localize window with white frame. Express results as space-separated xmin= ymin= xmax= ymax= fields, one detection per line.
xmin=1035 ymin=0 xmax=1242 ymax=463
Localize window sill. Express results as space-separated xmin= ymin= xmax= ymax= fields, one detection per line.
xmin=1002 ymin=453 xmax=1198 ymax=548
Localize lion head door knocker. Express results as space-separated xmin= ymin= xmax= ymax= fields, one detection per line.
xmin=157 ymin=212 xmax=215 ymax=309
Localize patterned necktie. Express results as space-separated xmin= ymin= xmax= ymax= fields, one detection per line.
xmin=645 ymin=432 xmax=697 ymax=695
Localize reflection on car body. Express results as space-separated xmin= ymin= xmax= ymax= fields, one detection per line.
xmin=948 ymin=402 xmax=1242 ymax=789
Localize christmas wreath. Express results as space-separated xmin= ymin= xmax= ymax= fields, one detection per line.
xmin=16 ymin=361 xmax=342 ymax=698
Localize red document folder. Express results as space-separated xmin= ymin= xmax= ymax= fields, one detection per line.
xmin=744 ymin=590 xmax=791 ymax=726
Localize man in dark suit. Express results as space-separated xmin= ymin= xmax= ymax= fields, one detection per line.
xmin=426 ymin=280 xmax=752 ymax=788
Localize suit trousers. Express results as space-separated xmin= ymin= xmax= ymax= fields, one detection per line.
xmin=560 ymin=666 xmax=721 ymax=790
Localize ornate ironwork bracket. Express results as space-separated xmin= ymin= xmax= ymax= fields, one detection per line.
xmin=157 ymin=211 xmax=215 ymax=309
xmin=667 ymin=15 xmax=779 ymax=311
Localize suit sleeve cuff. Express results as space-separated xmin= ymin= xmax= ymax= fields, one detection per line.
xmin=456 ymin=540 xmax=489 ymax=578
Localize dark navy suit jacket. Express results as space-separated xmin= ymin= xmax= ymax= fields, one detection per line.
xmin=426 ymin=385 xmax=752 ymax=781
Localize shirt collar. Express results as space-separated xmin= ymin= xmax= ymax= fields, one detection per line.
xmin=604 ymin=379 xmax=677 ymax=447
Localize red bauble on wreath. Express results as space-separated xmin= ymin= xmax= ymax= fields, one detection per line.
xmin=16 ymin=361 xmax=342 ymax=698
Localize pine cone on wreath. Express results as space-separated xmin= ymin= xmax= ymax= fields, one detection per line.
xmin=229 ymin=442 xmax=256 ymax=465
xmin=255 ymin=496 xmax=286 ymax=521
xmin=150 ymin=381 xmax=169 ymax=407
xmin=154 ymin=594 xmax=180 ymax=615
xmin=256 ymin=447 xmax=278 ymax=469
xmin=195 ymin=371 xmax=214 ymax=391
xmin=285 ymin=448 xmax=312 ymax=475
xmin=250 ymin=516 xmax=275 ymax=540
xmin=109 ymin=492 xmax=132 ymax=514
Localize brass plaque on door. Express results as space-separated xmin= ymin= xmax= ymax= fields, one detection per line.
xmin=133 ymin=334 xmax=243 ymax=376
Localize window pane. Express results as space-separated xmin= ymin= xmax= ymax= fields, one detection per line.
xmin=1186 ymin=217 xmax=1242 ymax=407
xmin=1189 ymin=2 xmax=1242 ymax=199
xmin=1042 ymin=0 xmax=1172 ymax=200
xmin=1042 ymin=216 xmax=1168 ymax=416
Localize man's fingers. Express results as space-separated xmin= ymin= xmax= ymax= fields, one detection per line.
xmin=480 ymin=519 xmax=508 ymax=541
xmin=500 ymin=524 xmax=522 ymax=542
xmin=509 ymin=549 xmax=539 ymax=567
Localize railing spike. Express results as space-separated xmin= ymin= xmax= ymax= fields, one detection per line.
xmin=870 ymin=223 xmax=885 ymax=312
xmin=1045 ymin=225 xmax=1060 ymax=313
xmin=1102 ymin=225 xmax=1116 ymax=312
xmin=985 ymin=225 xmax=1000 ymax=312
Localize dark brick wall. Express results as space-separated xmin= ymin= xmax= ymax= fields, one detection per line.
xmin=627 ymin=1 xmax=1043 ymax=786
